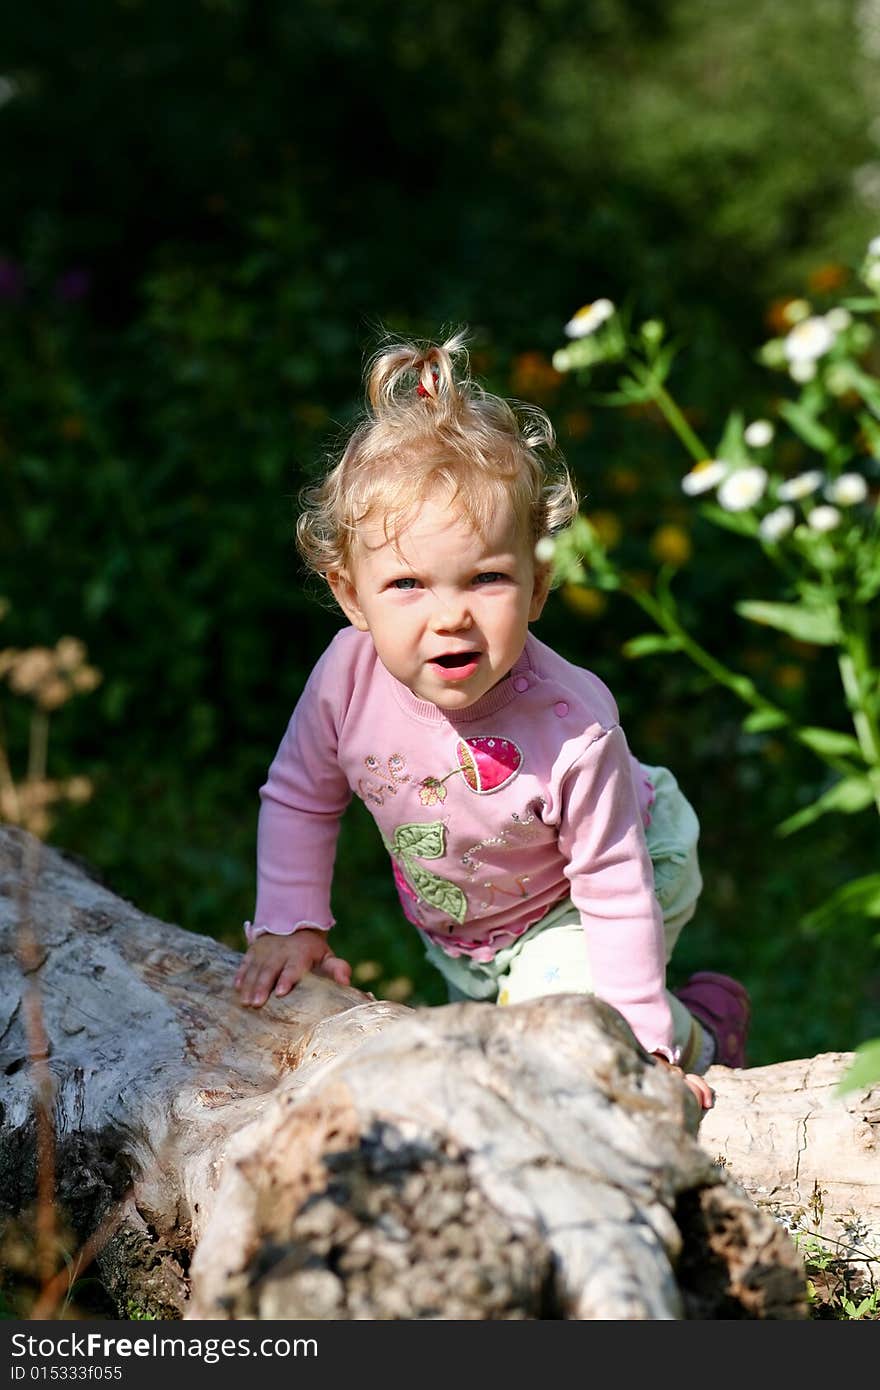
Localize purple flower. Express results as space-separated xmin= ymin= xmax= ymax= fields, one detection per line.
xmin=0 ymin=258 xmax=25 ymax=303
xmin=55 ymin=268 xmax=91 ymax=303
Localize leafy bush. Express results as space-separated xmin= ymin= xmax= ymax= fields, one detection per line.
xmin=548 ymin=240 xmax=880 ymax=1081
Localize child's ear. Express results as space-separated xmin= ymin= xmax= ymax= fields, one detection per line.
xmin=326 ymin=570 xmax=369 ymax=631
xmin=529 ymin=563 xmax=552 ymax=622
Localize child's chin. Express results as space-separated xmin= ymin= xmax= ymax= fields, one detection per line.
xmin=421 ymin=680 xmax=484 ymax=709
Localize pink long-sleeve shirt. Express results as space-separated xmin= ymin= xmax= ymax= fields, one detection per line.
xmin=250 ymin=626 xmax=674 ymax=1054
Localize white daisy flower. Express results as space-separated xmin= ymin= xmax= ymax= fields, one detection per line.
xmin=789 ymin=359 xmax=817 ymax=383
xmin=681 ymin=459 xmax=729 ymax=496
xmin=824 ymin=473 xmax=868 ymax=506
xmin=777 ymin=470 xmax=824 ymax=501
xmin=717 ymin=466 xmax=768 ymax=512
xmin=868 ymin=235 xmax=880 ymax=257
xmin=825 ymin=307 xmax=852 ymax=332
xmin=758 ymin=505 xmax=795 ymax=542
xmin=808 ymin=505 xmax=842 ymax=532
xmin=743 ymin=419 xmax=774 ymax=448
xmin=564 ymin=299 xmax=615 ymax=338
xmin=534 ymin=536 xmax=557 ymax=563
xmin=784 ymin=315 xmax=836 ymax=364
xmin=864 ymin=260 xmax=880 ymax=292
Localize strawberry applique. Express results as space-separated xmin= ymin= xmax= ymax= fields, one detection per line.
xmin=418 ymin=735 xmax=522 ymax=803
xmin=455 ymin=737 xmax=522 ymax=794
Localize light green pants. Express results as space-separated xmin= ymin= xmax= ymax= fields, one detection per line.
xmin=421 ymin=764 xmax=707 ymax=1070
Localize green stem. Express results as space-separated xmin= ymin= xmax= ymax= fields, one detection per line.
xmin=632 ymin=367 xmax=709 ymax=463
xmin=838 ymin=610 xmax=880 ymax=816
xmin=624 ymin=582 xmax=859 ymax=779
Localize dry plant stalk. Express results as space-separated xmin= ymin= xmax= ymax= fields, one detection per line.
xmin=0 ymin=630 xmax=99 ymax=838
xmin=28 ymin=1202 xmax=128 ymax=1321
xmin=1 ymin=608 xmax=103 ymax=1314
xmin=15 ymin=833 xmax=57 ymax=1294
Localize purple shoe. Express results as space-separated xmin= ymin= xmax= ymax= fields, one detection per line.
xmin=673 ymin=971 xmax=751 ymax=1068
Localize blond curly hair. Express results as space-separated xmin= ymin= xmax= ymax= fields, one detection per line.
xmin=296 ymin=330 xmax=578 ymax=575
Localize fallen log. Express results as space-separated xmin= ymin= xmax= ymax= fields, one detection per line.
xmin=1 ymin=824 xmax=869 ymax=1320
xmin=699 ymin=1052 xmax=880 ymax=1284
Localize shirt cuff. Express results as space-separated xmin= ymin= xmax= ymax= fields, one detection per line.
xmin=244 ymin=919 xmax=332 ymax=945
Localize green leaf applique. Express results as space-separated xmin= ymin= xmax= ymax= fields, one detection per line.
xmin=391 ymin=820 xmax=447 ymax=860
xmin=385 ymin=819 xmax=469 ymax=923
xmin=406 ymin=863 xmax=468 ymax=923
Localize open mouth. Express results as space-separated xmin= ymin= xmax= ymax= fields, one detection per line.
xmin=434 ymin=651 xmax=480 ymax=669
xmin=430 ymin=651 xmax=481 ymax=681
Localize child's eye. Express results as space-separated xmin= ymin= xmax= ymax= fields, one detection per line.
xmin=390 ymin=577 xmax=419 ymax=591
xmin=473 ymin=571 xmax=507 ymax=585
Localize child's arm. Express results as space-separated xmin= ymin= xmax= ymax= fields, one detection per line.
xmin=558 ymin=723 xmax=676 ymax=1057
xmin=237 ymin=635 xmax=356 ymax=1003
xmin=235 ymin=927 xmax=351 ymax=1007
xmin=558 ymin=726 xmax=714 ymax=1111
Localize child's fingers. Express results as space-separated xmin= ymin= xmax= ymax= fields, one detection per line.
xmin=317 ymin=953 xmax=351 ymax=986
xmin=233 ymin=961 xmax=254 ymax=999
xmin=234 ymin=951 xmax=264 ymax=997
xmin=331 ymin=956 xmax=353 ymax=985
xmin=238 ymin=961 xmax=276 ymax=1007
xmin=274 ymin=963 xmax=304 ymax=997
xmin=685 ymin=1074 xmax=715 ymax=1110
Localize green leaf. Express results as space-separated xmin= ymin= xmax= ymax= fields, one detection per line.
xmin=776 ymin=776 xmax=875 ymax=837
xmin=406 ymin=863 xmax=468 ymax=923
xmin=699 ymin=503 xmax=759 ymax=537
xmin=778 ymin=399 xmax=836 ymax=453
xmin=742 ymin=709 xmax=789 ymax=733
xmin=622 ymin=634 xmax=683 ymax=658
xmin=650 ymin=344 xmax=676 ymax=383
xmin=590 ymin=380 xmax=652 ymax=406
xmin=800 ymin=873 xmax=880 ymax=933
xmin=797 ymin=726 xmax=864 ymax=759
xmin=716 ymin=409 xmax=748 ymax=466
xmin=735 ymin=600 xmax=840 ymax=645
xmin=845 ymin=365 xmax=880 ymax=416
xmin=391 ymin=821 xmax=446 ymax=860
xmin=835 ymin=1039 xmax=880 ymax=1096
xmin=728 ymin=674 xmax=759 ymax=701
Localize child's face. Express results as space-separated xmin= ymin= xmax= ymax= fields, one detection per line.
xmin=328 ymin=491 xmax=549 ymax=711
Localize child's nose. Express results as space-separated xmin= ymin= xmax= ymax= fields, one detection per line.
xmin=430 ymin=595 xmax=473 ymax=632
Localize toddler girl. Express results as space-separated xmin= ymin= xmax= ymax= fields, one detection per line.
xmin=234 ymin=333 xmax=750 ymax=1108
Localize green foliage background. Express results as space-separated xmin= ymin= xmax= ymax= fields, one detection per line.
xmin=2 ymin=0 xmax=879 ymax=1064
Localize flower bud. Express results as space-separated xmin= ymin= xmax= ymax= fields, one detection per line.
xmin=743 ymin=419 xmax=774 ymax=448
xmin=534 ymin=537 xmax=556 ymax=564
xmin=807 ymin=505 xmax=842 ymax=532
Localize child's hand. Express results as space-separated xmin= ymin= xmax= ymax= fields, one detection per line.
xmin=234 ymin=927 xmax=352 ymax=1007
xmin=680 ymin=1070 xmax=714 ymax=1110
xmin=651 ymin=1053 xmax=714 ymax=1111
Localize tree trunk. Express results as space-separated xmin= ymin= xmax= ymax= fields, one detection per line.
xmin=2 ymin=825 xmax=870 ymax=1320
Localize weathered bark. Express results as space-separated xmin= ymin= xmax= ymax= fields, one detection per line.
xmin=699 ymin=1054 xmax=880 ymax=1259
xmin=2 ymin=824 xmax=870 ymax=1319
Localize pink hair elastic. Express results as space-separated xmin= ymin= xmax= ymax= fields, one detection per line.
xmin=417 ymin=364 xmax=440 ymax=398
